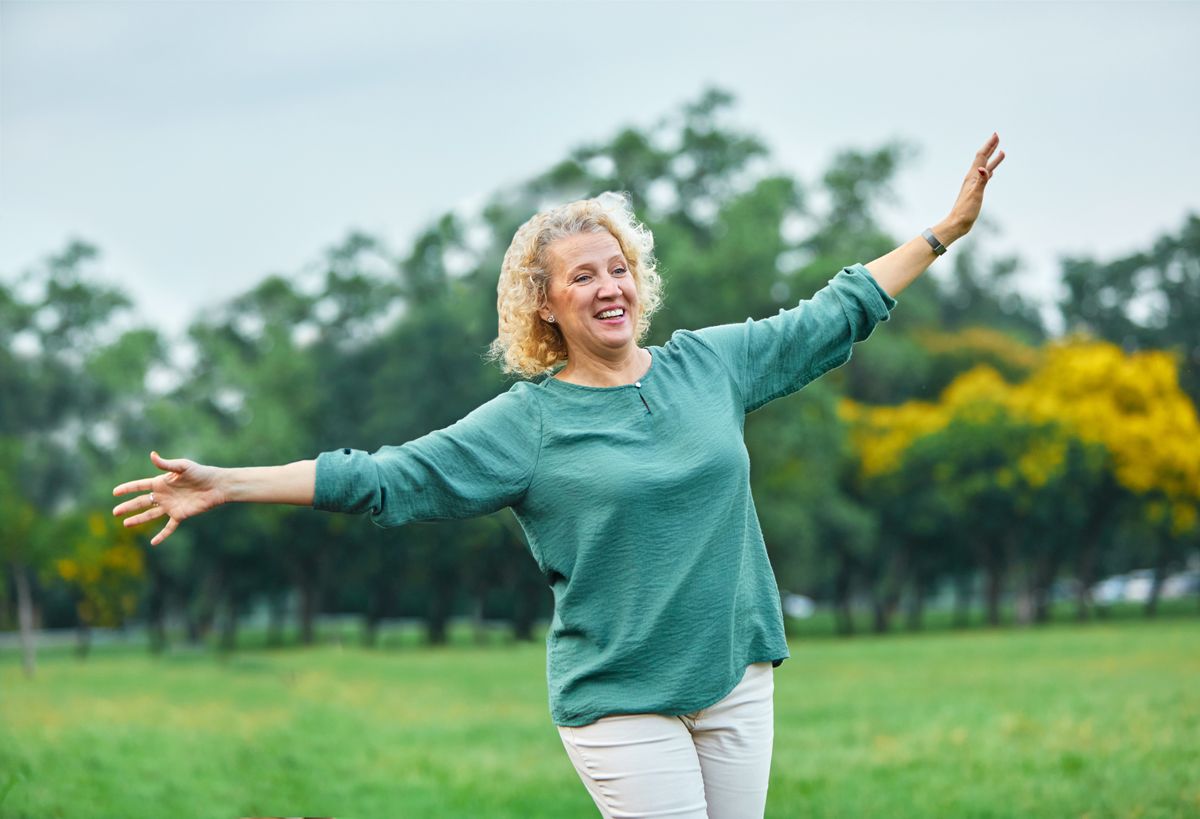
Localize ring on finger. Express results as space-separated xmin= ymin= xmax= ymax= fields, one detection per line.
xmin=149 ymin=492 xmax=158 ymax=507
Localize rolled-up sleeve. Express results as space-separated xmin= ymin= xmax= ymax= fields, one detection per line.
xmin=313 ymin=382 xmax=543 ymax=528
xmin=692 ymin=263 xmax=897 ymax=413
xmin=313 ymin=447 xmax=389 ymax=517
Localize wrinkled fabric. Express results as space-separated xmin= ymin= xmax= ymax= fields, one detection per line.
xmin=314 ymin=263 xmax=896 ymax=727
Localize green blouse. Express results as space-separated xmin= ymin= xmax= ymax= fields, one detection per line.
xmin=313 ymin=263 xmax=897 ymax=726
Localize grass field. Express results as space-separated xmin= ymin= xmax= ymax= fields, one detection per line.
xmin=2 ymin=615 xmax=1198 ymax=818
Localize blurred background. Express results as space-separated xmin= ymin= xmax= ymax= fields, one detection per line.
xmin=2 ymin=2 xmax=1199 ymax=817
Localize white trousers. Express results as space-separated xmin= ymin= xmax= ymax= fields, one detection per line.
xmin=556 ymin=662 xmax=775 ymax=819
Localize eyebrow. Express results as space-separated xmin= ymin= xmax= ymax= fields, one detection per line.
xmin=566 ymin=254 xmax=626 ymax=276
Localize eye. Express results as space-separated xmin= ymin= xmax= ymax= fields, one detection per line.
xmin=573 ymin=274 xmax=591 ymax=283
xmin=612 ymin=266 xmax=628 ymax=276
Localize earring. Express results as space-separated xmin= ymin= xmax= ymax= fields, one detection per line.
xmin=547 ymin=315 xmax=556 ymax=323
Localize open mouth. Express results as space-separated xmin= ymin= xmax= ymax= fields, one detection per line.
xmin=595 ymin=307 xmax=626 ymax=324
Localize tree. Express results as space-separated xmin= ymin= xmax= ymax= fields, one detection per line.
xmin=54 ymin=513 xmax=144 ymax=656
xmin=843 ymin=338 xmax=1200 ymax=628
xmin=0 ymin=241 xmax=159 ymax=673
xmin=1059 ymin=212 xmax=1200 ymax=401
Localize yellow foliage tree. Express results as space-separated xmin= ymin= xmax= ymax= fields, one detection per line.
xmin=1013 ymin=338 xmax=1200 ymax=535
xmin=914 ymin=325 xmax=1042 ymax=389
xmin=840 ymin=335 xmax=1200 ymax=623
xmin=55 ymin=512 xmax=145 ymax=634
xmin=845 ymin=337 xmax=1200 ymax=534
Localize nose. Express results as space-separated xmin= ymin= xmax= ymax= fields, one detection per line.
xmin=597 ymin=271 xmax=622 ymax=298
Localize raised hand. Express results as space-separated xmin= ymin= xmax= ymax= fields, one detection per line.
xmin=112 ymin=451 xmax=227 ymax=546
xmin=947 ymin=132 xmax=1006 ymax=235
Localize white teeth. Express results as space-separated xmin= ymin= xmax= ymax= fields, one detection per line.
xmin=597 ymin=309 xmax=624 ymax=319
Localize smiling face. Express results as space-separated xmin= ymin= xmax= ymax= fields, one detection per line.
xmin=538 ymin=230 xmax=640 ymax=362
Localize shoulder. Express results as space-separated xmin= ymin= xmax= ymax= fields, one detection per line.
xmin=656 ymin=326 xmax=746 ymax=384
xmin=417 ymin=377 xmax=544 ymax=458
xmin=483 ymin=379 xmax=543 ymax=418
xmin=667 ymin=323 xmax=748 ymax=364
xmin=446 ymin=380 xmax=544 ymax=439
xmin=668 ymin=326 xmax=731 ymax=353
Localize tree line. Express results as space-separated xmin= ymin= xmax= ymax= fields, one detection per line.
xmin=3 ymin=89 xmax=1198 ymax=673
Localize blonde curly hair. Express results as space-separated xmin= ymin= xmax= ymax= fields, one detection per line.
xmin=488 ymin=191 xmax=664 ymax=379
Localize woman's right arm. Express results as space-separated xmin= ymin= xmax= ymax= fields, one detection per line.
xmin=117 ymin=384 xmax=542 ymax=544
xmin=222 ymin=460 xmax=316 ymax=506
xmin=112 ymin=451 xmax=315 ymax=546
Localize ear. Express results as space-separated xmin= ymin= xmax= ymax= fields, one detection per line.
xmin=537 ymin=283 xmax=557 ymax=324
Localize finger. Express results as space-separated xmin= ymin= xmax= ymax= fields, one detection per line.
xmin=113 ymin=493 xmax=157 ymax=517
xmin=977 ymin=132 xmax=999 ymax=157
xmin=151 ymin=518 xmax=179 ymax=547
xmin=976 ymin=150 xmax=1006 ymax=182
xmin=113 ymin=477 xmax=157 ymax=497
xmin=123 ymin=506 xmax=166 ymax=528
xmin=150 ymin=451 xmax=188 ymax=473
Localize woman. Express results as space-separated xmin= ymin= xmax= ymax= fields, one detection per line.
xmin=114 ymin=134 xmax=1005 ymax=818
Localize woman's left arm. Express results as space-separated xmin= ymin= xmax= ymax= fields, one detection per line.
xmin=866 ymin=133 xmax=1006 ymax=298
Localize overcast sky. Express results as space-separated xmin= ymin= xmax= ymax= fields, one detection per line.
xmin=2 ymin=1 xmax=1198 ymax=340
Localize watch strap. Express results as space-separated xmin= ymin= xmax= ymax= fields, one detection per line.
xmin=922 ymin=228 xmax=947 ymax=256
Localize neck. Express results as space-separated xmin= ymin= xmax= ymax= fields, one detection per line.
xmin=555 ymin=346 xmax=651 ymax=387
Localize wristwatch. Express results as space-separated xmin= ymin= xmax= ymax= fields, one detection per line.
xmin=922 ymin=228 xmax=947 ymax=256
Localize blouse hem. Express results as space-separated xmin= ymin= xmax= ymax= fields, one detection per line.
xmin=549 ymin=652 xmax=789 ymax=728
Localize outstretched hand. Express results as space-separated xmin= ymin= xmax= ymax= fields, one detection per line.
xmin=112 ymin=451 xmax=226 ymax=546
xmin=946 ymin=132 xmax=1006 ymax=235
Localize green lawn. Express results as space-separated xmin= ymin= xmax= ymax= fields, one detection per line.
xmin=2 ymin=617 xmax=1198 ymax=818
